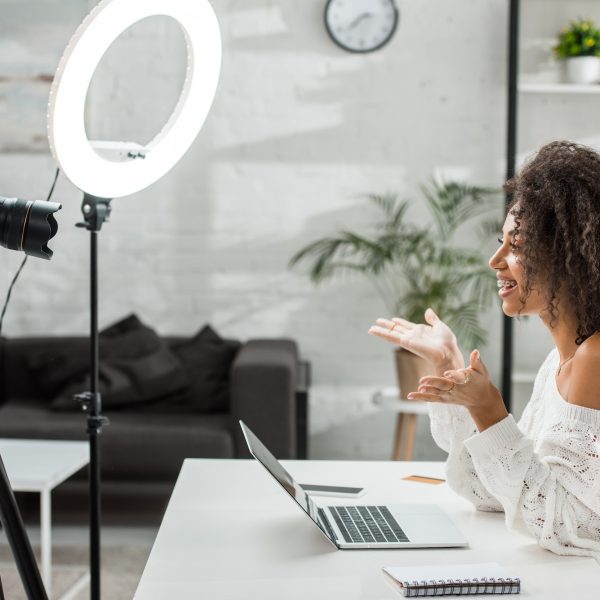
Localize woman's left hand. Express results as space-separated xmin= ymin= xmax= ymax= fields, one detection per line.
xmin=407 ymin=349 xmax=509 ymax=432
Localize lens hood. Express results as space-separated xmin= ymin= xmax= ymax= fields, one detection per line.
xmin=0 ymin=197 xmax=62 ymax=259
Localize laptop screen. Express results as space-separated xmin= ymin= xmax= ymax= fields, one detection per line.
xmin=239 ymin=420 xmax=322 ymax=526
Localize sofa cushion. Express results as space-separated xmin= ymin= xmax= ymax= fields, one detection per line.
xmin=0 ymin=399 xmax=235 ymax=480
xmin=167 ymin=325 xmax=241 ymax=413
xmin=51 ymin=315 xmax=188 ymax=410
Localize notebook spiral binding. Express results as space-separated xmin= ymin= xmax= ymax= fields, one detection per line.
xmin=401 ymin=576 xmax=521 ymax=597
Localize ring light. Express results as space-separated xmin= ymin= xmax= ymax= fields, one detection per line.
xmin=47 ymin=0 xmax=221 ymax=199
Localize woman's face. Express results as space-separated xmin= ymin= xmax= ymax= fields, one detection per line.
xmin=488 ymin=211 xmax=547 ymax=317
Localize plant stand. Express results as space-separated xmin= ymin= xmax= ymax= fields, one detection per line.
xmin=373 ymin=389 xmax=430 ymax=461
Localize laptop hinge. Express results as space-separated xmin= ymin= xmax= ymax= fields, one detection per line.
xmin=317 ymin=508 xmax=339 ymax=547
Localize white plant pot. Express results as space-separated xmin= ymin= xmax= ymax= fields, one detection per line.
xmin=565 ymin=56 xmax=600 ymax=84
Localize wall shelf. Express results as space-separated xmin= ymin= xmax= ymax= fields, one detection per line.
xmin=519 ymin=81 xmax=600 ymax=94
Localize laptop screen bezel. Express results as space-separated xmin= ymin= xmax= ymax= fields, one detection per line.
xmin=239 ymin=420 xmax=338 ymax=548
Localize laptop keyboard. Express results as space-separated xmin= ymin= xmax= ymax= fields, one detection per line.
xmin=328 ymin=505 xmax=409 ymax=544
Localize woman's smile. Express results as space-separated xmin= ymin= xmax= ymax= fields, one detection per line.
xmin=497 ymin=276 xmax=518 ymax=298
xmin=488 ymin=211 xmax=547 ymax=316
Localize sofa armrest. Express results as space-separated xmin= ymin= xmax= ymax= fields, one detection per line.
xmin=230 ymin=339 xmax=298 ymax=459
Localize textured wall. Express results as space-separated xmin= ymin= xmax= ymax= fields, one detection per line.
xmin=1 ymin=1 xmax=594 ymax=458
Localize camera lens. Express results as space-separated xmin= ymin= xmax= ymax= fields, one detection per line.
xmin=0 ymin=197 xmax=61 ymax=260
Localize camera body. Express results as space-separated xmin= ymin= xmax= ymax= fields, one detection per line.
xmin=0 ymin=196 xmax=61 ymax=260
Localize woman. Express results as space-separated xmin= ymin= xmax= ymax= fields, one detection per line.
xmin=369 ymin=140 xmax=600 ymax=561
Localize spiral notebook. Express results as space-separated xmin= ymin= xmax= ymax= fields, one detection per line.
xmin=383 ymin=562 xmax=520 ymax=597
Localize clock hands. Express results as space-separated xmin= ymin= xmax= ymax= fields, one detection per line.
xmin=346 ymin=12 xmax=374 ymax=31
xmin=325 ymin=0 xmax=398 ymax=52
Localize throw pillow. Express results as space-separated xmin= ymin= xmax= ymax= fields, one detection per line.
xmin=51 ymin=314 xmax=189 ymax=410
xmin=168 ymin=325 xmax=241 ymax=413
xmin=27 ymin=340 xmax=90 ymax=398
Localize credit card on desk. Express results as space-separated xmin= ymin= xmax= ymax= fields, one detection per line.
xmin=402 ymin=475 xmax=445 ymax=484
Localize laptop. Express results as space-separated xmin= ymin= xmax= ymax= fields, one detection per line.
xmin=239 ymin=420 xmax=468 ymax=550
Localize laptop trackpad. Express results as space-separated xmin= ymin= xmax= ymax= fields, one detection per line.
xmin=388 ymin=504 xmax=466 ymax=544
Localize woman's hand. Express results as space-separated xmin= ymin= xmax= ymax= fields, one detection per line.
xmin=368 ymin=308 xmax=464 ymax=374
xmin=407 ymin=349 xmax=508 ymax=431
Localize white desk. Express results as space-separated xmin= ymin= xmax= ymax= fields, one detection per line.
xmin=0 ymin=439 xmax=90 ymax=600
xmin=135 ymin=459 xmax=599 ymax=599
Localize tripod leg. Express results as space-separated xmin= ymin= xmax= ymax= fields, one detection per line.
xmin=0 ymin=455 xmax=48 ymax=600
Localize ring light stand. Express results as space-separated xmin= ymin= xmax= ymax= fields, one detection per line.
xmin=46 ymin=1 xmax=221 ymax=598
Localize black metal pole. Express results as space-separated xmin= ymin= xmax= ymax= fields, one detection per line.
xmin=89 ymin=229 xmax=101 ymax=600
xmin=0 ymin=455 xmax=48 ymax=600
xmin=76 ymin=194 xmax=111 ymax=600
xmin=502 ymin=0 xmax=521 ymax=411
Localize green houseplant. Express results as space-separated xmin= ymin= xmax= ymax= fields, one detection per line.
xmin=554 ymin=18 xmax=600 ymax=84
xmin=289 ymin=181 xmax=499 ymax=395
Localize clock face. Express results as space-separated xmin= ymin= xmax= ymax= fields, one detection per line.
xmin=325 ymin=0 xmax=399 ymax=53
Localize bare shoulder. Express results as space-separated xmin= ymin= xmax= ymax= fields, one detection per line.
xmin=568 ymin=336 xmax=600 ymax=409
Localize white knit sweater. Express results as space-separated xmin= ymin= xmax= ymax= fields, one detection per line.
xmin=428 ymin=348 xmax=600 ymax=561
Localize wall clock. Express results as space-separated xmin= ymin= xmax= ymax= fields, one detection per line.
xmin=324 ymin=0 xmax=399 ymax=53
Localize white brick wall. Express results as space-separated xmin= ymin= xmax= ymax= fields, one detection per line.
xmin=2 ymin=0 xmax=596 ymax=458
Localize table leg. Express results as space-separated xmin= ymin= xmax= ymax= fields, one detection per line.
xmin=392 ymin=413 xmax=405 ymax=461
xmin=402 ymin=414 xmax=418 ymax=461
xmin=40 ymin=489 xmax=51 ymax=598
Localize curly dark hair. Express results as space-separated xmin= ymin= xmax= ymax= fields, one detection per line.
xmin=504 ymin=140 xmax=600 ymax=344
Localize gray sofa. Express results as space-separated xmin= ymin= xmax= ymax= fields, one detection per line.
xmin=0 ymin=335 xmax=308 ymax=498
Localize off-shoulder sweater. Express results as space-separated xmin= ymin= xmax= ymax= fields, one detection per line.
xmin=429 ymin=348 xmax=600 ymax=561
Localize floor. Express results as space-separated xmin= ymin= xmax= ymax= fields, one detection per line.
xmin=0 ymin=495 xmax=160 ymax=599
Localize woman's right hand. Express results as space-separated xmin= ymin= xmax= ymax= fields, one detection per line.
xmin=368 ymin=308 xmax=464 ymax=374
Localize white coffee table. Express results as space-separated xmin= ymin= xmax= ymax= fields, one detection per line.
xmin=0 ymin=438 xmax=90 ymax=599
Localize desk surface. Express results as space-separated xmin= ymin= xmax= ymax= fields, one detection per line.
xmin=134 ymin=459 xmax=599 ymax=599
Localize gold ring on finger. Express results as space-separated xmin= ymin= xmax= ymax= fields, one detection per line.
xmin=463 ymin=371 xmax=472 ymax=384
xmin=448 ymin=381 xmax=455 ymax=393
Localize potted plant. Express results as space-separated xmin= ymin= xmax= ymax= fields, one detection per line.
xmin=289 ymin=181 xmax=499 ymax=398
xmin=554 ymin=18 xmax=600 ymax=84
